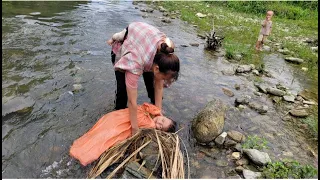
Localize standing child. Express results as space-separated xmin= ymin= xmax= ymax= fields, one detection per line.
xmin=255 ymin=10 xmax=274 ymax=51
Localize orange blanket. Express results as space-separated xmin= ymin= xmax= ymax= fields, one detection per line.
xmin=69 ymin=103 xmax=159 ymax=166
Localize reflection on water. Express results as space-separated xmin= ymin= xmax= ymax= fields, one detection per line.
xmin=2 ymin=1 xmax=318 ymax=178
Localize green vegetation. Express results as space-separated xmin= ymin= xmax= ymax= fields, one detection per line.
xmin=301 ymin=107 xmax=318 ymax=140
xmin=260 ymin=159 xmax=318 ymax=179
xmin=242 ymin=135 xmax=268 ymax=150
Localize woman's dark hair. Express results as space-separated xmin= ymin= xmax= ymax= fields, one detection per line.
xmin=154 ymin=42 xmax=180 ymax=81
xmin=167 ymin=120 xmax=177 ymax=133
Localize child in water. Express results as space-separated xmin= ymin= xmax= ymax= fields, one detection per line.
xmin=255 ymin=10 xmax=274 ymax=51
xmin=69 ymin=103 xmax=176 ymax=166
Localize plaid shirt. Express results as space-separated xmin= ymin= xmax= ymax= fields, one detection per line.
xmin=113 ymin=22 xmax=166 ymax=75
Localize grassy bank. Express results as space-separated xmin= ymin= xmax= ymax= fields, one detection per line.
xmin=148 ymin=1 xmax=318 ymax=139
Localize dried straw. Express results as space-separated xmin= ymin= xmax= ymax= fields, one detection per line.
xmin=87 ymin=128 xmax=189 ymax=179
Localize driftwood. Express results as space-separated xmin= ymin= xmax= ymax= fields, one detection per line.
xmin=205 ymin=19 xmax=224 ymax=50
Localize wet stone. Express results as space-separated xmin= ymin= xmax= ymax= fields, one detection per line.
xmin=289 ymin=109 xmax=309 ymax=117
xmin=224 ymin=139 xmax=238 ymax=148
xmin=284 ymin=57 xmax=304 ymax=64
xmin=222 ymin=68 xmax=236 ymax=76
xmin=236 ymin=158 xmax=249 ymax=166
xmin=215 ymin=159 xmax=229 ymax=167
xmin=283 ymin=95 xmax=295 ymax=103
xmin=234 ymin=84 xmax=240 ymax=90
xmin=227 ymin=130 xmax=246 ymax=143
xmin=231 ymin=152 xmax=241 ymax=160
xmin=236 ymin=65 xmax=252 ymax=73
xmin=189 ymin=43 xmax=200 ymax=47
xmin=222 ymin=87 xmax=235 ymax=97
xmin=2 ymin=96 xmax=35 ymax=116
xmin=235 ymin=166 xmax=244 ymax=173
xmin=266 ymin=87 xmax=286 ymax=97
xmin=243 ymin=169 xmax=262 ymax=179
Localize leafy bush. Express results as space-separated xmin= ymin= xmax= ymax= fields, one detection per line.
xmin=242 ymin=135 xmax=268 ymax=150
xmin=261 ymin=160 xmax=318 ymax=179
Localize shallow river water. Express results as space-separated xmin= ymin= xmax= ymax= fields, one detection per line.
xmin=2 ymin=1 xmax=318 ymax=178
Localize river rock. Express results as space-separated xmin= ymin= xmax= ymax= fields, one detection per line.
xmin=289 ymin=109 xmax=309 ymax=117
xmin=243 ymin=149 xmax=271 ymax=166
xmin=303 ymin=100 xmax=317 ymax=105
xmin=234 ymin=54 xmax=242 ymax=61
xmin=253 ymin=91 xmax=262 ymax=97
xmin=234 ymin=84 xmax=240 ymax=90
xmin=120 ymin=161 xmax=156 ymax=179
xmin=266 ymin=87 xmax=285 ymax=96
xmin=2 ymin=96 xmax=35 ymax=116
xmin=231 ymin=152 xmax=241 ymax=160
xmin=161 ymin=18 xmax=171 ymax=23
xmin=235 ymin=166 xmax=244 ymax=173
xmin=236 ymin=158 xmax=249 ymax=166
xmin=283 ymin=95 xmax=295 ymax=103
xmin=284 ymin=57 xmax=304 ymax=64
xmin=224 ymin=139 xmax=238 ymax=148
xmin=222 ymin=68 xmax=236 ymax=76
xmin=232 ymin=143 xmax=243 ymax=152
xmin=191 ymin=99 xmax=227 ymax=143
xmin=248 ymin=102 xmax=268 ymax=114
xmin=243 ymin=169 xmax=262 ymax=179
xmin=214 ymin=132 xmax=227 ymax=146
xmin=196 ymin=12 xmax=206 ymax=18
xmin=73 ymin=84 xmax=83 ymax=91
xmin=215 ymin=159 xmax=229 ymax=167
xmin=235 ymin=96 xmax=250 ymax=106
xmin=189 ymin=43 xmax=199 ymax=47
xmin=222 ymin=87 xmax=234 ymax=97
xmin=227 ymin=130 xmax=246 ymax=143
xmin=311 ymin=46 xmax=318 ymax=52
xmin=139 ymin=141 xmax=160 ymax=171
xmin=159 ymin=6 xmax=167 ymax=12
xmin=252 ymin=69 xmax=259 ymax=76
xmin=262 ymin=45 xmax=271 ymax=51
xmin=277 ymin=48 xmax=290 ymax=55
xmin=226 ymin=174 xmax=242 ymax=179
xmin=254 ymin=83 xmax=268 ymax=94
xmin=140 ymin=8 xmax=154 ymax=13
xmin=236 ymin=65 xmax=252 ymax=73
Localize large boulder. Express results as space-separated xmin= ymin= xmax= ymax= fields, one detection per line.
xmin=191 ymin=99 xmax=227 ymax=143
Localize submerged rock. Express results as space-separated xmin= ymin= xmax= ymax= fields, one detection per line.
xmin=248 ymin=102 xmax=268 ymax=114
xmin=2 ymin=96 xmax=35 ymax=116
xmin=192 ymin=99 xmax=227 ymax=143
xmin=222 ymin=87 xmax=234 ymax=97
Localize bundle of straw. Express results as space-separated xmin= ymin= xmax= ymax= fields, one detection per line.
xmin=88 ymin=128 xmax=189 ymax=179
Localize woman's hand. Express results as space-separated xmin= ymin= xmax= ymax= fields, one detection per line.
xmin=131 ymin=127 xmax=139 ymax=136
xmin=107 ymin=39 xmax=114 ymax=46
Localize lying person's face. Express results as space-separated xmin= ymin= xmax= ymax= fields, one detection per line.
xmin=153 ymin=116 xmax=172 ymax=131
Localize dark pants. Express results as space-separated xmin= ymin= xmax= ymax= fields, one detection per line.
xmin=111 ymin=51 xmax=155 ymax=110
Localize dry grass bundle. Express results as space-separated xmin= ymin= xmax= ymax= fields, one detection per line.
xmin=88 ymin=128 xmax=189 ymax=179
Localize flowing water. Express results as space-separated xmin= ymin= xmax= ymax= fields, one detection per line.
xmin=2 ymin=1 xmax=318 ymax=178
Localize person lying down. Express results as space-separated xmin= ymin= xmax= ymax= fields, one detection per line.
xmin=69 ymin=103 xmax=176 ymax=166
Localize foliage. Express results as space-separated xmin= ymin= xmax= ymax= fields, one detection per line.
xmin=301 ymin=111 xmax=318 ymax=140
xmin=242 ymin=135 xmax=268 ymax=150
xmin=261 ymin=159 xmax=318 ymax=179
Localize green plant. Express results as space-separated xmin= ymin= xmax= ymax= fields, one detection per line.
xmin=242 ymin=135 xmax=268 ymax=150
xmin=261 ymin=159 xmax=318 ymax=179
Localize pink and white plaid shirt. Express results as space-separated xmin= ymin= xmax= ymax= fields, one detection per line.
xmin=112 ymin=22 xmax=166 ymax=75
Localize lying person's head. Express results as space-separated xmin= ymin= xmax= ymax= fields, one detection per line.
xmin=152 ymin=115 xmax=176 ymax=132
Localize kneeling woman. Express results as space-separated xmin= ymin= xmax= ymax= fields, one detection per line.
xmin=69 ymin=103 xmax=176 ymax=166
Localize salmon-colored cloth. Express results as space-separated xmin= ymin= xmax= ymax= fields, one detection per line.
xmin=69 ymin=103 xmax=160 ymax=166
